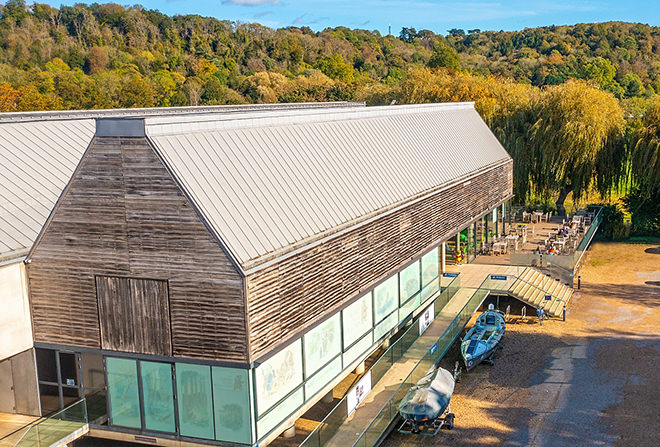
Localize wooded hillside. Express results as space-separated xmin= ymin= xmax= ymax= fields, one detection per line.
xmin=0 ymin=1 xmax=657 ymax=235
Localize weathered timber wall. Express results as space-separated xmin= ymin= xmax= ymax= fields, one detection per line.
xmin=28 ymin=137 xmax=247 ymax=362
xmin=246 ymin=162 xmax=513 ymax=361
xmin=96 ymin=276 xmax=171 ymax=356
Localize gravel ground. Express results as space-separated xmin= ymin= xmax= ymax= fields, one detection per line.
xmin=383 ymin=242 xmax=660 ymax=447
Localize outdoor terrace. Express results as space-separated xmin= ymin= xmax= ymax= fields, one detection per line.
xmin=473 ymin=206 xmax=602 ymax=284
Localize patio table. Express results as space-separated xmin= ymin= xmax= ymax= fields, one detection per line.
xmin=506 ymin=234 xmax=520 ymax=251
xmin=493 ymin=241 xmax=507 ymax=255
xmin=552 ymin=239 xmax=567 ymax=253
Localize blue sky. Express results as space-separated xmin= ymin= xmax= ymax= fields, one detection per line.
xmin=38 ymin=1 xmax=660 ymax=34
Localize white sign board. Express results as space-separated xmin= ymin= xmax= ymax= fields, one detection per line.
xmin=419 ymin=304 xmax=435 ymax=335
xmin=346 ymin=370 xmax=372 ymax=415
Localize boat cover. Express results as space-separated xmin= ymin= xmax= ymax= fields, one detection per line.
xmin=398 ymin=367 xmax=455 ymax=421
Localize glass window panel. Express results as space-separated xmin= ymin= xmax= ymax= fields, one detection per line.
xmin=399 ymin=262 xmax=421 ymax=303
xmin=342 ymin=292 xmax=373 ymax=349
xmin=257 ymin=388 xmax=304 ymax=440
xmin=421 ymin=249 xmax=439 ymax=286
xmin=398 ymin=294 xmax=420 ymax=322
xmin=175 ymin=363 xmax=214 ymax=439
xmin=255 ymin=339 xmax=303 ymax=416
xmin=141 ymin=361 xmax=175 ymax=433
xmin=304 ymin=356 xmax=342 ymax=400
xmin=343 ymin=331 xmax=373 ymax=367
xmin=36 ymin=348 xmax=57 ymax=383
xmin=374 ymin=311 xmax=398 ymax=341
xmin=304 ymin=314 xmax=341 ymax=377
xmin=212 ymin=367 xmax=252 ymax=444
xmin=374 ymin=276 xmax=398 ymax=323
xmin=106 ymin=357 xmax=141 ymax=429
xmin=421 ymin=277 xmax=440 ymax=301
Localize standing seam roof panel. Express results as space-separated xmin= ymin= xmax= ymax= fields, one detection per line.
xmin=0 ymin=119 xmax=95 ymax=259
xmin=148 ymin=103 xmax=512 ymax=268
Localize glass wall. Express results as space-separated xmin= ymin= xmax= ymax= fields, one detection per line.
xmin=373 ymin=276 xmax=398 ymax=324
xmin=106 ymin=358 xmax=141 ymax=429
xmin=141 ymin=361 xmax=175 ymax=433
xmin=254 ymin=339 xmax=303 ymax=417
xmin=105 ymin=356 xmax=254 ymax=444
xmin=445 ymin=236 xmax=457 ymax=266
xmin=304 ymin=314 xmax=341 ymax=377
xmin=342 ymin=292 xmax=373 ymax=349
xmin=176 ymin=363 xmax=214 ymax=439
xmin=212 ymin=367 xmax=252 ymax=444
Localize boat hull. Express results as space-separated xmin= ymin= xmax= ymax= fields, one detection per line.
xmin=462 ymin=346 xmax=496 ymax=372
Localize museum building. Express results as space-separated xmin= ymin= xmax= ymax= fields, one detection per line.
xmin=2 ymin=102 xmax=512 ymax=446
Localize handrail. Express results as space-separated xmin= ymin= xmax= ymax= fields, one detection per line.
xmin=12 ymin=391 xmax=106 ymax=447
xmin=351 ymin=277 xmax=492 ymax=447
xmin=298 ymin=274 xmax=461 ymax=447
xmin=573 ymin=206 xmax=603 ymax=272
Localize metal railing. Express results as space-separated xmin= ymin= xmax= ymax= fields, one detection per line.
xmin=299 ymin=275 xmax=461 ymax=447
xmin=351 ymin=279 xmax=492 ymax=447
xmin=3 ymin=392 xmax=106 ymax=447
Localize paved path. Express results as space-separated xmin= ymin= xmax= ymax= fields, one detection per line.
xmin=446 ymin=264 xmax=526 ymax=288
xmin=506 ymin=338 xmax=622 ymax=447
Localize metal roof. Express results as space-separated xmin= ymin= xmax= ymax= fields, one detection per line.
xmin=0 ymin=119 xmax=95 ymax=262
xmin=147 ymin=103 xmax=512 ymax=271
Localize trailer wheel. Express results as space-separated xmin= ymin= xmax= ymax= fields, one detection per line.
xmin=445 ymin=414 xmax=455 ymax=430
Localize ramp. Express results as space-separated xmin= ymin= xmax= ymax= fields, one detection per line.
xmin=508 ymin=267 xmax=573 ymax=317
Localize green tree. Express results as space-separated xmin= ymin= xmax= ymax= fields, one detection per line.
xmin=527 ymin=80 xmax=625 ymax=214
xmin=428 ymin=41 xmax=461 ymax=71
xmin=313 ymin=54 xmax=355 ymax=83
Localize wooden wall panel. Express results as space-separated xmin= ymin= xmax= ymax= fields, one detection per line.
xmin=28 ymin=137 xmax=247 ymax=362
xmin=246 ymin=162 xmax=513 ymax=361
xmin=97 ymin=276 xmax=171 ymax=356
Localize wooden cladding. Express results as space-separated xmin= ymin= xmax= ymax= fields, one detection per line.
xmin=96 ymin=276 xmax=172 ymax=356
xmin=246 ymin=162 xmax=513 ymax=361
xmin=28 ymin=137 xmax=247 ymax=362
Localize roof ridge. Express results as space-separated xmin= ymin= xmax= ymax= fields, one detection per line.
xmin=0 ymin=101 xmax=364 ymax=124
xmin=145 ymin=102 xmax=476 ymax=137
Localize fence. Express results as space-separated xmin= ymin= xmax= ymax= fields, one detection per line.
xmin=299 ymin=275 xmax=461 ymax=447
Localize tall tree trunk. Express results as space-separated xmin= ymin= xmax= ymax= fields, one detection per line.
xmin=556 ymin=185 xmax=571 ymax=217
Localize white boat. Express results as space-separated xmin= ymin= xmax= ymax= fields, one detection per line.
xmin=461 ymin=304 xmax=505 ymax=371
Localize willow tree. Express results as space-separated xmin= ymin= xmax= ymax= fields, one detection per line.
xmin=631 ymin=96 xmax=660 ymax=194
xmin=624 ymin=96 xmax=660 ymax=234
xmin=528 ymin=80 xmax=625 ymax=214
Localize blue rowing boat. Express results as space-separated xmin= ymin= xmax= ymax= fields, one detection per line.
xmin=461 ymin=304 xmax=505 ymax=371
